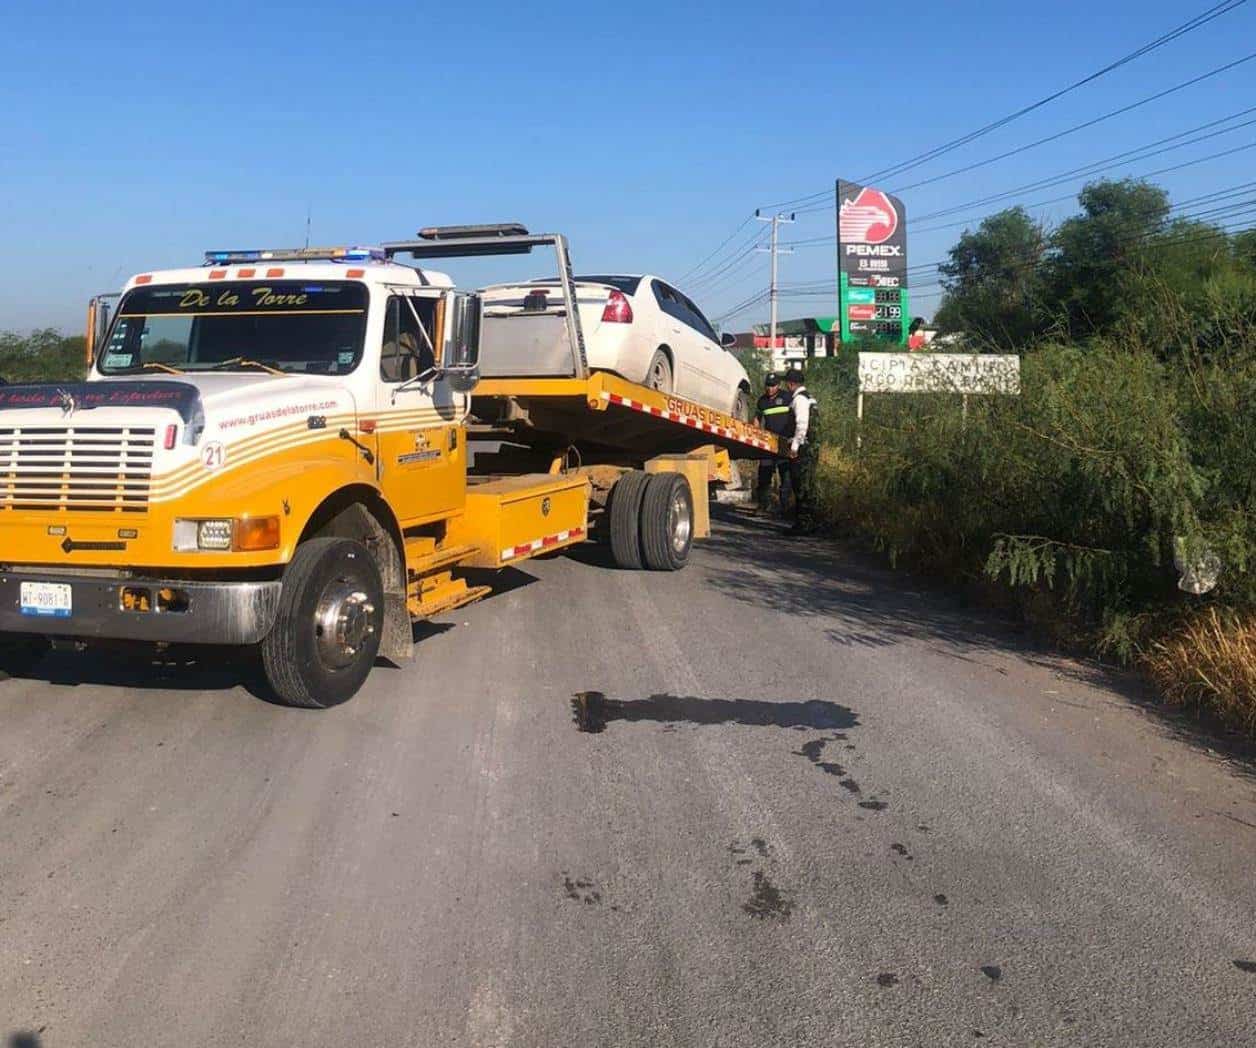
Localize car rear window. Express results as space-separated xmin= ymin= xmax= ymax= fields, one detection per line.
xmin=526 ymin=275 xmax=643 ymax=296
xmin=576 ymin=275 xmax=642 ymax=295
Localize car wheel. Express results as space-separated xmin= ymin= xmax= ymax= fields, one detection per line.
xmin=732 ymin=387 xmax=751 ymax=422
xmin=645 ymin=350 xmax=673 ymax=393
xmin=261 ymin=537 xmax=384 ymax=708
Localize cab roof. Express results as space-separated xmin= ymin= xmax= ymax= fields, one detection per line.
xmin=124 ymin=260 xmax=453 ymax=293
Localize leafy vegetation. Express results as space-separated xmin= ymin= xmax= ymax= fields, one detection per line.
xmin=0 ymin=329 xmax=88 ymax=385
xmin=808 ymin=177 xmax=1256 ymax=733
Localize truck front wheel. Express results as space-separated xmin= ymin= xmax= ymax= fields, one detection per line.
xmin=0 ymin=635 xmax=49 ymax=680
xmin=261 ymin=537 xmax=384 ymax=709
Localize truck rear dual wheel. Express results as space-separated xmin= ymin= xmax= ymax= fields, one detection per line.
xmin=261 ymin=537 xmax=384 ymax=709
xmin=608 ymin=471 xmax=649 ymax=570
xmin=608 ymin=471 xmax=694 ymax=572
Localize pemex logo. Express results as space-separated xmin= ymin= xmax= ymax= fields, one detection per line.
xmin=839 ymin=187 xmax=899 ymax=245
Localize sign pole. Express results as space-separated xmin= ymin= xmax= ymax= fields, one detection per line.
xmin=856 ymin=391 xmax=864 ymax=451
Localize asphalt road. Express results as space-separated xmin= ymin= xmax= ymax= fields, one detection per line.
xmin=2 ymin=510 xmax=1255 ymax=1047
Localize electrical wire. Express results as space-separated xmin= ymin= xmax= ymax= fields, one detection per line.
xmin=758 ymin=0 xmax=1251 ymax=213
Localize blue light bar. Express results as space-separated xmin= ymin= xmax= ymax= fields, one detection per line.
xmin=203 ymin=246 xmax=386 ymax=265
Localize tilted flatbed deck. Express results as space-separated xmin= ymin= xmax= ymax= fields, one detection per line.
xmin=472 ymin=372 xmax=779 ymax=459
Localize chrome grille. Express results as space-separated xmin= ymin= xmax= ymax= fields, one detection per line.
xmin=0 ymin=426 xmax=155 ymax=513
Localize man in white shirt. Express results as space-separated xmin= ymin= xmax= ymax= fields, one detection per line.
xmin=784 ymin=368 xmax=818 ymax=535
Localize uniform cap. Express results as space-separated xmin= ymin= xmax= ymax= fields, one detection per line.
xmin=765 ymin=372 xmax=780 ymax=386
xmin=784 ymin=368 xmax=805 ymax=384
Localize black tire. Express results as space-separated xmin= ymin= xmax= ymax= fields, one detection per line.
xmin=261 ymin=537 xmax=384 ymax=709
xmin=645 ymin=350 xmax=673 ymax=393
xmin=732 ymin=387 xmax=752 ymax=422
xmin=640 ymin=472 xmax=694 ymax=571
xmin=608 ymin=471 xmax=649 ymax=570
xmin=0 ymin=635 xmax=49 ymax=680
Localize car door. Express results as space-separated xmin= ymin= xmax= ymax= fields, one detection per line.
xmin=685 ymin=294 xmax=744 ymax=410
xmin=374 ymin=291 xmax=466 ymax=525
xmin=673 ymin=289 xmax=727 ymax=406
xmin=650 ymin=280 xmax=705 ymax=401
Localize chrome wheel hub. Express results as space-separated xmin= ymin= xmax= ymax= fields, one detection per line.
xmin=313 ymin=579 xmax=376 ymax=670
xmin=669 ymin=489 xmax=692 ymax=554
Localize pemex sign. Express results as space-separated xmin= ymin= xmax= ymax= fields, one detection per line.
xmin=836 ymin=180 xmax=909 ymax=345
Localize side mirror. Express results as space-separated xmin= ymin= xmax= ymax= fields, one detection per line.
xmin=720 ymin=332 xmax=737 ymax=349
xmin=85 ymin=295 xmax=115 ymax=367
xmin=443 ymin=291 xmax=482 ymax=393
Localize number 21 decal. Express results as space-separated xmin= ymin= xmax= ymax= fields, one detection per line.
xmin=202 ymin=441 xmax=227 ymax=470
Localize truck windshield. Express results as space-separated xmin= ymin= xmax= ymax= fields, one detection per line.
xmin=98 ymin=280 xmax=369 ymax=376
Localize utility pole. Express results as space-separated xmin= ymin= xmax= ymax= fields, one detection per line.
xmin=756 ymin=209 xmax=794 ymax=359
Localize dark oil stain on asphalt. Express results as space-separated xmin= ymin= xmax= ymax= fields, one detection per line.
xmin=876 ymin=973 xmax=899 ymax=988
xmin=573 ymin=691 xmax=859 ymax=733
xmin=750 ymin=837 xmax=769 ymax=857
xmin=793 ymin=735 xmax=849 ymax=778
xmin=1234 ymin=959 xmax=1256 ymax=973
xmin=561 ymin=873 xmax=602 ymax=906
xmin=980 ymin=965 xmax=1002 ymax=983
xmin=891 ymin=843 xmax=912 ymax=859
xmin=839 ymin=778 xmax=862 ymax=794
xmin=796 ymin=738 xmax=828 ymax=762
xmin=934 ymin=893 xmax=949 ymax=906
xmin=859 ymin=799 xmax=889 ymax=811
xmin=743 ymin=871 xmax=794 ymax=921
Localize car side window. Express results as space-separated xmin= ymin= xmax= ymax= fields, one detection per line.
xmin=652 ymin=281 xmax=687 ymax=326
xmin=380 ymin=295 xmax=437 ymax=383
xmin=679 ymin=293 xmax=718 ymax=343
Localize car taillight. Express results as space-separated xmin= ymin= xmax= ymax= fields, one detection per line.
xmin=601 ymin=290 xmax=633 ymax=323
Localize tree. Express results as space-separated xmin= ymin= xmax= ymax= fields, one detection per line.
xmin=0 ymin=329 xmax=87 ymax=384
xmin=1234 ymin=228 xmax=1256 ymax=272
xmin=1046 ymin=179 xmax=1170 ymax=336
xmin=935 ymin=207 xmax=1047 ymax=348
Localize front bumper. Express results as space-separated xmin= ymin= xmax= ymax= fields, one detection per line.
xmin=0 ymin=572 xmax=281 ymax=645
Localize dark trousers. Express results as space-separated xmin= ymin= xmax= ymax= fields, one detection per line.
xmin=756 ymin=457 xmax=790 ymax=509
xmin=788 ymin=444 xmax=817 ymax=528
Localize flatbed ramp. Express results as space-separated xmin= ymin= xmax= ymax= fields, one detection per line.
xmin=472 ymin=372 xmax=779 ymax=459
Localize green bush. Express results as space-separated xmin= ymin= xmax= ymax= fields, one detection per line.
xmin=0 ymin=329 xmax=88 ymax=384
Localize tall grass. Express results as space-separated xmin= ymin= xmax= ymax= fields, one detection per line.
xmin=803 ymin=301 xmax=1256 ymax=731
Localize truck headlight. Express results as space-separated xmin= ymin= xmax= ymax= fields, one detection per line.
xmin=173 ymin=517 xmax=278 ymax=552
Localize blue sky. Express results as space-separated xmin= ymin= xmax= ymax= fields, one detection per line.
xmin=1 ymin=0 xmax=1253 ymax=332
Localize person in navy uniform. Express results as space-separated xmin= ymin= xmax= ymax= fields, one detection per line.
xmin=754 ymin=372 xmax=794 ymax=512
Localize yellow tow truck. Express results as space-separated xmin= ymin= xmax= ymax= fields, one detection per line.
xmin=0 ymin=225 xmax=777 ymax=707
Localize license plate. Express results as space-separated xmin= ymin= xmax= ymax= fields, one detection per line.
xmin=19 ymin=581 xmax=72 ymax=618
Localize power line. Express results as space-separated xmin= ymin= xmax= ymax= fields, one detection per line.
xmin=907 ymin=175 xmax=1256 ymax=239
xmin=711 ymin=289 xmax=770 ymax=325
xmin=683 ymin=224 xmax=768 ymax=287
xmin=723 ymin=210 xmax=1256 ymax=324
xmin=676 ymin=214 xmax=756 ymax=283
xmin=858 ymin=109 xmax=1256 ymax=224
xmin=686 ymin=231 xmax=768 ymax=290
xmin=888 ymin=50 xmax=1256 ymax=195
xmin=759 ymin=0 xmax=1250 ymax=213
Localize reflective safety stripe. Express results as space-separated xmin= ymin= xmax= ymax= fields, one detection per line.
xmin=761 ymin=406 xmax=791 ymax=415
